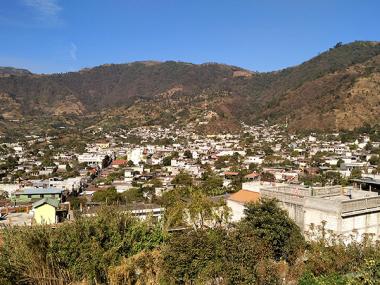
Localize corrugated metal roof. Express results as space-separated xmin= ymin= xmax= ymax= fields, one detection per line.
xmin=17 ymin=187 xmax=63 ymax=195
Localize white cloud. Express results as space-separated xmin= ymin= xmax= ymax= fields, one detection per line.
xmin=22 ymin=0 xmax=63 ymax=26
xmin=70 ymin=43 xmax=77 ymax=61
xmin=23 ymin=0 xmax=62 ymax=17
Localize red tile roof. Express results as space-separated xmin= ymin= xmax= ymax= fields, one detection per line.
xmin=224 ymin=171 xmax=239 ymax=176
xmin=112 ymin=159 xmax=127 ymax=166
xmin=244 ymin=172 xmax=260 ymax=179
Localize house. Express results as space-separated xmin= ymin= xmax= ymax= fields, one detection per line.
xmin=226 ymin=190 xmax=260 ymax=222
xmin=111 ymin=159 xmax=127 ymax=168
xmin=244 ymin=156 xmax=264 ymax=165
xmin=12 ymin=187 xmax=63 ymax=204
xmin=128 ymin=148 xmax=144 ymax=165
xmin=351 ymin=177 xmax=380 ymax=193
xmin=126 ymin=203 xmax=165 ymax=222
xmin=0 ymin=184 xmax=20 ymax=196
xmin=95 ymin=140 xmax=110 ymax=149
xmin=261 ymin=184 xmax=380 ymax=241
xmin=32 ymin=198 xmax=59 ymax=225
xmin=77 ymin=153 xmax=105 ymax=168
xmin=224 ymin=172 xmax=239 ymax=178
xmin=82 ymin=203 xmax=165 ymax=222
xmin=244 ymin=172 xmax=260 ymax=181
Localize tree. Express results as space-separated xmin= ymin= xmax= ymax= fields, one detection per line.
xmin=0 ymin=191 xmax=8 ymax=200
xmin=201 ymin=170 xmax=224 ymax=196
xmin=150 ymin=178 xmax=163 ymax=188
xmin=350 ymin=168 xmax=362 ymax=179
xmin=162 ymin=156 xmax=172 ymax=166
xmin=365 ymin=142 xmax=373 ymax=151
xmin=162 ymin=227 xmax=279 ymax=284
xmin=92 ymin=187 xmax=122 ymax=204
xmin=261 ymin=172 xmax=275 ymax=182
xmin=337 ymin=158 xmax=344 ymax=168
xmin=186 ymin=190 xmax=230 ymax=229
xmin=121 ymin=187 xmax=143 ymax=203
xmin=311 ymin=152 xmax=325 ymax=167
xmin=162 ymin=229 xmax=226 ymax=284
xmin=0 ymin=208 xmax=163 ymax=284
xmin=183 ymin=150 xmax=192 ymax=159
xmin=263 ymin=145 xmax=274 ymax=156
xmin=171 ymin=151 xmax=179 ymax=158
xmin=102 ymin=155 xmax=111 ymax=168
xmin=369 ymin=155 xmax=379 ymax=166
xmin=171 ymin=171 xmax=193 ymax=187
xmin=240 ymin=199 xmax=305 ymax=263
xmin=249 ymin=163 xmax=260 ymax=171
xmin=65 ymin=163 xmax=72 ymax=172
xmin=214 ymin=156 xmax=227 ymax=169
xmin=67 ymin=196 xmax=86 ymax=210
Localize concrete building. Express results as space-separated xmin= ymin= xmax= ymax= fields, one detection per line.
xmin=261 ymin=185 xmax=380 ymax=240
xmin=77 ymin=153 xmax=104 ymax=168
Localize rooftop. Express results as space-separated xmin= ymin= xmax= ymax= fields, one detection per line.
xmin=32 ymin=198 xmax=60 ymax=209
xmin=227 ymin=190 xmax=260 ymax=204
xmin=15 ymin=187 xmax=63 ymax=195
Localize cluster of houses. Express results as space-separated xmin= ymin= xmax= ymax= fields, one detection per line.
xmin=0 ymin=123 xmax=379 ymax=240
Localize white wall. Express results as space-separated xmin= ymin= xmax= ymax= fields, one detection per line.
xmin=226 ymin=200 xmax=245 ymax=222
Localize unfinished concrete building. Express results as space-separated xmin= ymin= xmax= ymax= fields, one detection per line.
xmin=260 ymin=185 xmax=380 ymax=239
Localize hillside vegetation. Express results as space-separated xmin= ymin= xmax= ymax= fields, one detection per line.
xmin=0 ymin=41 xmax=379 ymax=132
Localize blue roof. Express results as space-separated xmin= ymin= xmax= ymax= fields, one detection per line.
xmin=18 ymin=187 xmax=63 ymax=195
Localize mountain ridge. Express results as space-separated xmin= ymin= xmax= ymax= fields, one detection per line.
xmin=0 ymin=41 xmax=379 ymax=133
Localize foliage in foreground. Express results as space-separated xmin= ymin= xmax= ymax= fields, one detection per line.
xmin=1 ymin=200 xmax=380 ymax=284
xmin=0 ymin=208 xmax=163 ymax=285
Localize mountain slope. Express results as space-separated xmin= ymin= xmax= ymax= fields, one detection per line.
xmin=0 ymin=67 xmax=31 ymax=77
xmin=0 ymin=41 xmax=379 ymax=133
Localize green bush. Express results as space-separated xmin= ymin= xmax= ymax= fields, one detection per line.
xmin=0 ymin=207 xmax=163 ymax=285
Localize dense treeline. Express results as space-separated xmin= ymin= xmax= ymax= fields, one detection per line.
xmin=1 ymin=198 xmax=380 ymax=284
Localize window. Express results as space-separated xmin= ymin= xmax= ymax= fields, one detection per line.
xmin=51 ymin=194 xmax=55 ymax=198
xmin=28 ymin=195 xmax=31 ymax=198
xmin=40 ymin=194 xmax=44 ymax=198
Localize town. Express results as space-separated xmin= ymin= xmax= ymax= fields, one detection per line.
xmin=0 ymin=122 xmax=379 ymax=239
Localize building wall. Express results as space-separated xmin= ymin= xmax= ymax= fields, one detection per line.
xmin=227 ymin=200 xmax=245 ymax=222
xmin=304 ymin=205 xmax=380 ymax=239
xmin=303 ymin=208 xmax=340 ymax=233
xmin=341 ymin=212 xmax=380 ymax=237
xmin=12 ymin=194 xmax=61 ymax=203
xmin=278 ymin=201 xmax=305 ymax=230
xmin=34 ymin=204 xmax=56 ymax=225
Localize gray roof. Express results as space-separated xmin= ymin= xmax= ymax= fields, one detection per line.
xmin=17 ymin=187 xmax=63 ymax=195
xmin=351 ymin=177 xmax=380 ymax=186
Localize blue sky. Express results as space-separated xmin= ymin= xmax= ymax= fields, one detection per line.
xmin=0 ymin=0 xmax=379 ymax=74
